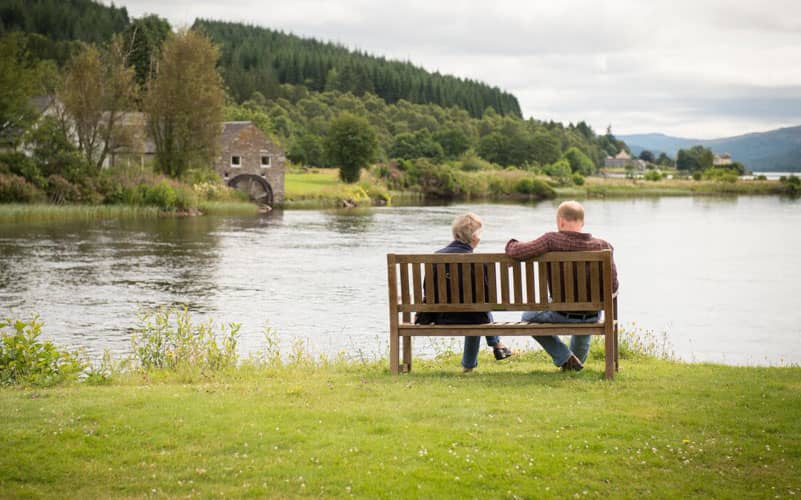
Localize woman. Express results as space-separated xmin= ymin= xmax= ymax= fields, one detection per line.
xmin=414 ymin=212 xmax=512 ymax=372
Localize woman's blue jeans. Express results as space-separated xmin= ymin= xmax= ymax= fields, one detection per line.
xmin=521 ymin=310 xmax=599 ymax=367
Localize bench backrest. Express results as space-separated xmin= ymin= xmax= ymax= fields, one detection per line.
xmin=387 ymin=251 xmax=615 ymax=322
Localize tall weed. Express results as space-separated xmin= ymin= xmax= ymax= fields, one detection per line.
xmin=131 ymin=307 xmax=240 ymax=371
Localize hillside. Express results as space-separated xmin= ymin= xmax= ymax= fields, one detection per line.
xmin=621 ymin=126 xmax=801 ymax=172
xmin=193 ymin=19 xmax=521 ymax=118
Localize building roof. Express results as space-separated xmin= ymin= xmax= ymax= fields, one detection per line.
xmin=615 ymin=150 xmax=631 ymax=159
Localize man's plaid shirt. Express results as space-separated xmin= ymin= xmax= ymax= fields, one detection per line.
xmin=505 ymin=231 xmax=619 ymax=292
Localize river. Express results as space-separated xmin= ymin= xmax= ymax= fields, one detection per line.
xmin=2 ymin=196 xmax=800 ymax=366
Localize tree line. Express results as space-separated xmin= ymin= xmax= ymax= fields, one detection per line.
xmin=1 ymin=0 xmax=631 ymax=201
xmin=193 ymin=19 xmax=521 ymax=119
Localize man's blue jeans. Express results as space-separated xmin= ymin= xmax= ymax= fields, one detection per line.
xmin=522 ymin=310 xmax=599 ymax=367
xmin=462 ymin=335 xmax=500 ymax=369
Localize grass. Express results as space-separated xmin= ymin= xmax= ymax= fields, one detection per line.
xmin=0 ymin=201 xmax=262 ymax=222
xmin=198 ymin=201 xmax=261 ymax=216
xmin=0 ymin=203 xmax=162 ymax=222
xmin=1 ymin=350 xmax=799 ymax=497
xmin=284 ymin=168 xmax=392 ymax=207
xmin=566 ymin=176 xmax=788 ymax=197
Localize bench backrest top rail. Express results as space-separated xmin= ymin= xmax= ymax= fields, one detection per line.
xmin=387 ymin=250 xmax=613 ymax=313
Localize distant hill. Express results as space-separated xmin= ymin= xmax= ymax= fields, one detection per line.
xmin=620 ymin=127 xmax=801 ymax=172
xmin=193 ymin=20 xmax=521 ymax=118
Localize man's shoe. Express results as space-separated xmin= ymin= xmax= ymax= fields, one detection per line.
xmin=560 ymin=354 xmax=584 ymax=372
xmin=493 ymin=346 xmax=513 ymax=360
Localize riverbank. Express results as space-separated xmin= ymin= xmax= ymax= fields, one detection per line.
xmin=0 ymin=201 xmax=259 ymax=222
xmin=1 ymin=352 xmax=799 ymax=497
xmin=284 ymin=167 xmax=794 ymax=209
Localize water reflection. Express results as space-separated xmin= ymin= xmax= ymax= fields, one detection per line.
xmin=1 ymin=197 xmax=800 ymax=366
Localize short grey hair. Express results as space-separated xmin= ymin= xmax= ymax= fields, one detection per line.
xmin=452 ymin=212 xmax=483 ymax=244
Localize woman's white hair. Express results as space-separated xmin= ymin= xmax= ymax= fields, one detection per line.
xmin=452 ymin=212 xmax=483 ymax=244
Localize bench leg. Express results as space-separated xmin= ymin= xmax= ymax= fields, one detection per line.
xmin=402 ymin=336 xmax=412 ymax=372
xmin=604 ymin=332 xmax=615 ymax=380
xmin=390 ymin=330 xmax=400 ymax=375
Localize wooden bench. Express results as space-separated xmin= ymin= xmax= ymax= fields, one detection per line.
xmin=386 ymin=251 xmax=619 ymax=378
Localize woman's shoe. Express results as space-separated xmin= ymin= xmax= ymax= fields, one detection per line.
xmin=493 ymin=346 xmax=513 ymax=360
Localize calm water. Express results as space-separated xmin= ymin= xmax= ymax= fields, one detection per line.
xmin=2 ymin=197 xmax=800 ymax=366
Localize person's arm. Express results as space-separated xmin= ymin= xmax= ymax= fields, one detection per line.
xmin=505 ymin=233 xmax=552 ymax=260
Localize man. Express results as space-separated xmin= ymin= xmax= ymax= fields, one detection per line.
xmin=505 ymin=201 xmax=618 ymax=372
xmin=415 ymin=212 xmax=512 ymax=372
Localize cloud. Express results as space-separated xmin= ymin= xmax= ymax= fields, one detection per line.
xmin=117 ymin=0 xmax=801 ymax=137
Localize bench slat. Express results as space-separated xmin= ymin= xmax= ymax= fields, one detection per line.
xmin=577 ymin=262 xmax=588 ymax=302
xmin=500 ymin=262 xmax=510 ymax=305
xmin=425 ymin=263 xmax=434 ymax=304
xmin=448 ymin=264 xmax=459 ymax=303
xmin=549 ymin=262 xmax=561 ymax=302
xmin=475 ymin=263 xmax=486 ymax=303
xmin=461 ymin=263 xmax=472 ymax=303
xmin=486 ymin=263 xmax=497 ymax=303
xmin=513 ymin=262 xmax=523 ymax=304
xmin=437 ymin=263 xmax=448 ymax=304
xmin=564 ymin=261 xmax=575 ymax=303
xmin=400 ymin=263 xmax=411 ymax=322
xmin=590 ymin=261 xmax=600 ymax=304
xmin=537 ymin=261 xmax=548 ymax=306
xmin=412 ymin=263 xmax=422 ymax=304
xmin=525 ymin=260 xmax=535 ymax=304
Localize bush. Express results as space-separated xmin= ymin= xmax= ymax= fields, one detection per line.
xmin=0 ymin=173 xmax=45 ymax=202
xmin=143 ymin=179 xmax=178 ymax=209
xmin=571 ymin=172 xmax=586 ymax=185
xmin=0 ymin=152 xmax=45 ymax=187
xmin=703 ymin=167 xmax=738 ymax=183
xmin=459 ymin=155 xmax=494 ymax=172
xmin=1 ymin=316 xmax=86 ymax=386
xmin=780 ymin=175 xmax=800 ymax=195
xmin=643 ymin=170 xmax=662 ymax=182
xmin=514 ymin=177 xmax=557 ymax=197
xmin=45 ymin=174 xmax=81 ymax=203
xmin=692 ymin=171 xmax=703 ymax=181
xmin=543 ymin=159 xmax=573 ymax=185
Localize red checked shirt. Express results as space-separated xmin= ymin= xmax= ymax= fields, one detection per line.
xmin=505 ymin=231 xmax=619 ymax=292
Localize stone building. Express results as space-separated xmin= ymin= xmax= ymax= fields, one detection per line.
xmin=214 ymin=121 xmax=285 ymax=206
xmin=604 ymin=149 xmax=646 ymax=170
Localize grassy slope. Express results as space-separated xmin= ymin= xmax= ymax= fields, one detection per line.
xmin=1 ymin=354 xmax=799 ymax=498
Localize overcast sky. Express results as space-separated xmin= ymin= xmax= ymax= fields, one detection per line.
xmin=115 ymin=0 xmax=801 ymax=139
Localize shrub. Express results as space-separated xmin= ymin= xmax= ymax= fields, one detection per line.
xmin=0 ymin=173 xmax=45 ymax=202
xmin=514 ymin=177 xmax=556 ymax=198
xmin=643 ymin=170 xmax=662 ymax=182
xmin=780 ymin=175 xmax=800 ymax=195
xmin=702 ymin=167 xmax=738 ymax=183
xmin=692 ymin=171 xmax=703 ymax=181
xmin=1 ymin=316 xmax=86 ymax=386
xmin=571 ymin=172 xmax=586 ymax=185
xmin=459 ymin=155 xmax=494 ymax=172
xmin=45 ymin=174 xmax=81 ymax=203
xmin=143 ymin=179 xmax=178 ymax=209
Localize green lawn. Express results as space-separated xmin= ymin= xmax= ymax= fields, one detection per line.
xmin=2 ymin=352 xmax=799 ymax=498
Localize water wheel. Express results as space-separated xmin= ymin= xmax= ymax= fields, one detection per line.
xmin=228 ymin=174 xmax=274 ymax=206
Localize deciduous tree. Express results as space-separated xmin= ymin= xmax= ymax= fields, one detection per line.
xmin=324 ymin=112 xmax=377 ymax=183
xmin=59 ymin=35 xmax=137 ymax=171
xmin=144 ymin=29 xmax=225 ymax=178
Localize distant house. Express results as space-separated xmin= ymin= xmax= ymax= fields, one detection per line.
xmin=713 ymin=153 xmax=733 ymax=166
xmin=102 ymin=111 xmax=155 ymax=169
xmin=604 ymin=150 xmax=646 ymax=170
xmin=214 ymin=121 xmax=285 ymax=206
